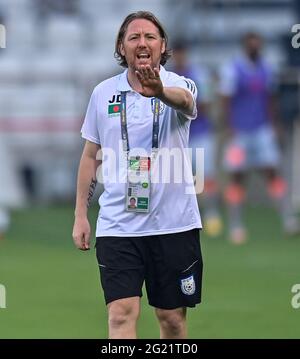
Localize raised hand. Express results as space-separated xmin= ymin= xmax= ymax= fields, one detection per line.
xmin=135 ymin=65 xmax=163 ymax=98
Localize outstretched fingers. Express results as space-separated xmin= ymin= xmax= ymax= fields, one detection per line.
xmin=135 ymin=70 xmax=143 ymax=82
xmin=153 ymin=67 xmax=160 ymax=79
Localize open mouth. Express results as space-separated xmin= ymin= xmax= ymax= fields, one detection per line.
xmin=137 ymin=53 xmax=151 ymax=59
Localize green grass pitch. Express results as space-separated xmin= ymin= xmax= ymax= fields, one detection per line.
xmin=0 ymin=205 xmax=299 ymax=338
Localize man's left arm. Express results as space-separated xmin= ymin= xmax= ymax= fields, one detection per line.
xmin=136 ymin=65 xmax=196 ymax=118
xmin=159 ymin=87 xmax=195 ymax=117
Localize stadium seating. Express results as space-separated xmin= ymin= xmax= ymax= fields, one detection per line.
xmin=0 ymin=0 xmax=297 ymax=201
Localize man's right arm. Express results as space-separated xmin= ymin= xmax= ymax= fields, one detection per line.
xmin=72 ymin=140 xmax=101 ymax=251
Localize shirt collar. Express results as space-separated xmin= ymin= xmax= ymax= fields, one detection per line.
xmin=116 ymin=65 xmax=168 ymax=92
xmin=116 ymin=69 xmax=131 ymax=92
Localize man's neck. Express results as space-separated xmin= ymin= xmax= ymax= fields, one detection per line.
xmin=127 ymin=68 xmax=143 ymax=92
xmin=246 ymin=52 xmax=260 ymax=64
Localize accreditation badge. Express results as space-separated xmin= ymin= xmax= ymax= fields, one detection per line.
xmin=126 ymin=156 xmax=151 ymax=213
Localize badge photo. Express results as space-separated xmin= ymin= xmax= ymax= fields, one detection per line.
xmin=128 ymin=196 xmax=137 ymax=209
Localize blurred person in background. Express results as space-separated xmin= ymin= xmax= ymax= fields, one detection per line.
xmin=72 ymin=11 xmax=203 ymax=339
xmin=170 ymin=40 xmax=222 ymax=237
xmin=219 ymin=32 xmax=300 ymax=244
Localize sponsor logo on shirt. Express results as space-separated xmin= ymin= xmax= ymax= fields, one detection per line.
xmin=108 ymin=94 xmax=121 ymax=117
xmin=151 ymin=97 xmax=165 ymax=114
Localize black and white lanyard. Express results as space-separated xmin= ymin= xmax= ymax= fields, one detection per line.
xmin=120 ymin=91 xmax=160 ymax=155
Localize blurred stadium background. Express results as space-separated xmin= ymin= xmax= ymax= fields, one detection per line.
xmin=0 ymin=0 xmax=300 ymax=338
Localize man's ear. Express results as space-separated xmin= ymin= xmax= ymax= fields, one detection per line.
xmin=120 ymin=42 xmax=125 ymax=56
xmin=161 ymin=39 xmax=166 ymax=55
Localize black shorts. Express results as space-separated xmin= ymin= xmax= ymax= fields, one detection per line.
xmin=95 ymin=228 xmax=203 ymax=310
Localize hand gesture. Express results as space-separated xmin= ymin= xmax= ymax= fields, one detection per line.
xmin=135 ymin=65 xmax=163 ymax=98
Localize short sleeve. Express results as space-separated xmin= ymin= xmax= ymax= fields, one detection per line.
xmin=81 ymin=88 xmax=101 ymax=145
xmin=173 ymin=76 xmax=198 ymax=120
xmin=219 ymin=62 xmax=237 ymax=96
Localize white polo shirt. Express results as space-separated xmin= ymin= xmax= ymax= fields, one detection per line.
xmin=81 ymin=66 xmax=202 ymax=237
